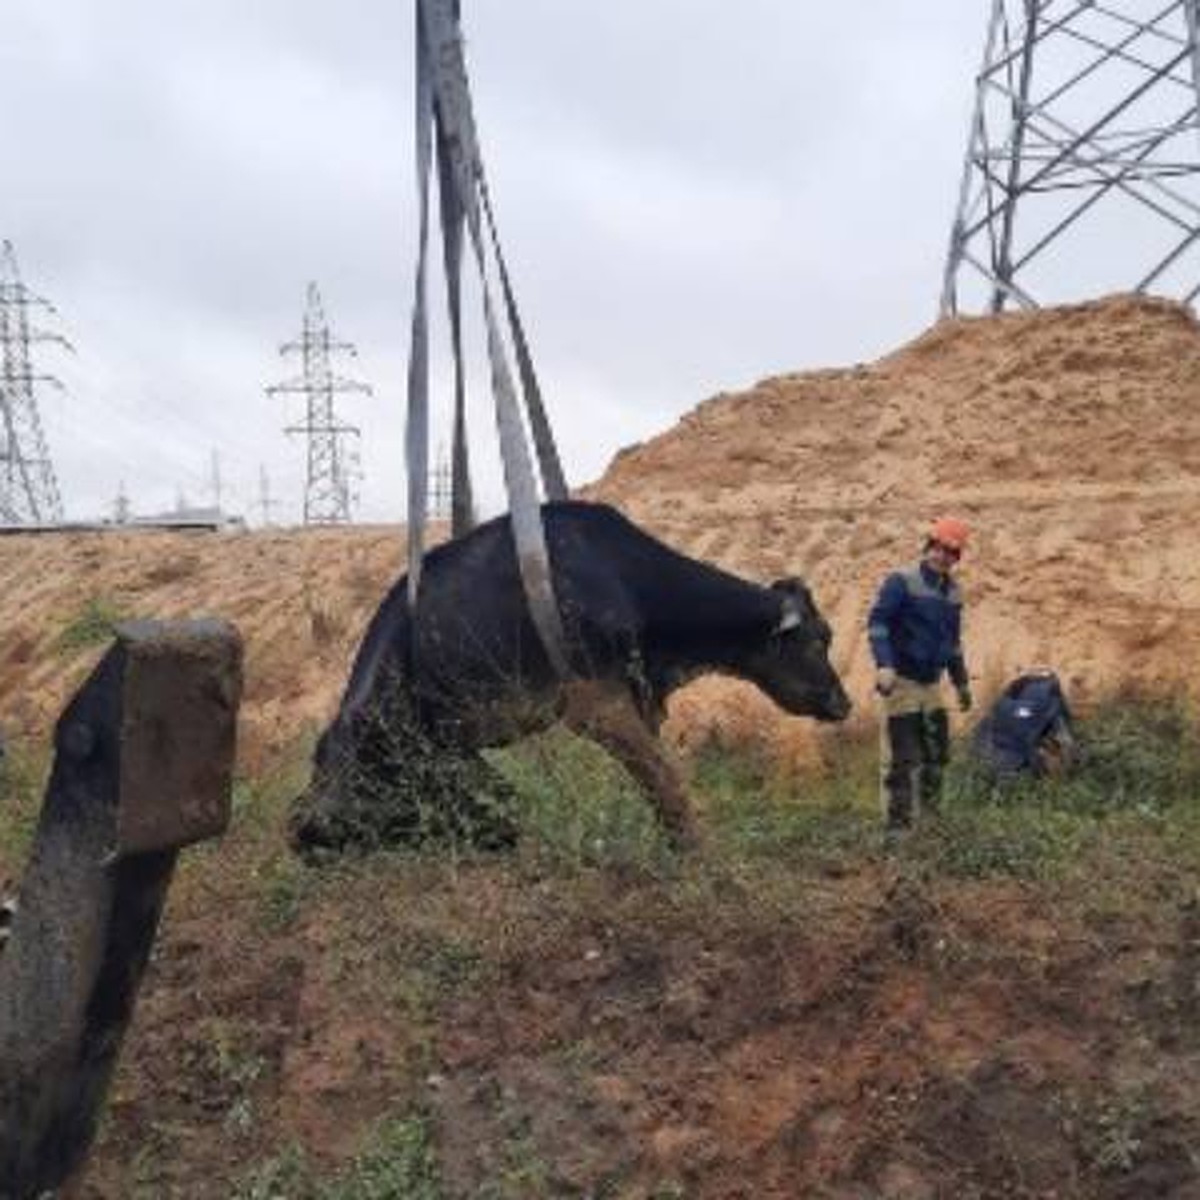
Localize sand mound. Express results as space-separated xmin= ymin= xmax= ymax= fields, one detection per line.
xmin=0 ymin=293 xmax=1196 ymax=772
xmin=587 ymin=293 xmax=1200 ymax=765
xmin=0 ymin=525 xmax=407 ymax=772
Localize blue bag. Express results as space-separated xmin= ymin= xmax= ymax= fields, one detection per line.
xmin=970 ymin=670 xmax=1074 ymax=777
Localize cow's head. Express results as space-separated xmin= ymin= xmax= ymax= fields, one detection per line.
xmin=745 ymin=577 xmax=851 ymax=722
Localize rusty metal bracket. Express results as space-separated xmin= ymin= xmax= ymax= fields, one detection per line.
xmin=0 ymin=619 xmax=243 ymax=1200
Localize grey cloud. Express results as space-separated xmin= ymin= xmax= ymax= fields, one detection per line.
xmin=2 ymin=2 xmax=992 ymax=524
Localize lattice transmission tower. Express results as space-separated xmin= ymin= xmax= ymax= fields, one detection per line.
xmin=0 ymin=240 xmax=70 ymax=524
xmin=942 ymin=0 xmax=1200 ymax=315
xmin=267 ymin=283 xmax=372 ymax=525
xmin=429 ymin=444 xmax=453 ymax=524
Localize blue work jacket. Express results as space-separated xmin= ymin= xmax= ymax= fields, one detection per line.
xmin=867 ymin=562 xmax=968 ymax=687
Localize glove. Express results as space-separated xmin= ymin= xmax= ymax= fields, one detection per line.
xmin=956 ymin=683 xmax=973 ymax=713
xmin=876 ymin=667 xmax=897 ymax=697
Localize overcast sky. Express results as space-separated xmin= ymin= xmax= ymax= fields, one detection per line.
xmin=3 ymin=3 xmax=998 ymax=523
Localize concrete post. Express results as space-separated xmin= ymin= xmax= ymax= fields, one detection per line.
xmin=0 ymin=619 xmax=243 ymax=1200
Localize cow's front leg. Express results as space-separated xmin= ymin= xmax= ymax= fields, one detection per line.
xmin=562 ymin=680 xmax=700 ymax=850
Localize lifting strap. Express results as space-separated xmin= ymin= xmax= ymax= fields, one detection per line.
xmin=435 ymin=115 xmax=475 ymax=537
xmin=408 ymin=0 xmax=570 ymax=676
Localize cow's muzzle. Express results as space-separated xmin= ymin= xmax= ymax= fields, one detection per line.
xmin=819 ymin=690 xmax=853 ymax=722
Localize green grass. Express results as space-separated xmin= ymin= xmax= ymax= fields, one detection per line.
xmin=489 ymin=727 xmax=677 ymax=876
xmin=688 ymin=694 xmax=1200 ymax=882
xmin=275 ymin=688 xmax=1198 ymax=893
xmin=693 ymin=736 xmax=879 ymax=870
xmin=0 ymin=739 xmax=49 ymax=878
xmin=233 ymin=1115 xmax=444 ymax=1200
xmin=42 ymin=687 xmax=1200 ymax=1200
xmin=947 ymin=693 xmax=1200 ymax=817
xmin=55 ymin=596 xmax=128 ymax=655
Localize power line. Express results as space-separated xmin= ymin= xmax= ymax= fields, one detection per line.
xmin=0 ymin=240 xmax=71 ymax=524
xmin=266 ymin=282 xmax=372 ymax=526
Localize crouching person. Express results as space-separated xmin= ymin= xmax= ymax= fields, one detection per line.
xmin=868 ymin=517 xmax=973 ymax=841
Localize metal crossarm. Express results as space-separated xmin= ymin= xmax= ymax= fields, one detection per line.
xmin=942 ymin=0 xmax=1200 ymax=314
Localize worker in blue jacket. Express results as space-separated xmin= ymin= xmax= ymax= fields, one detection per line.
xmin=868 ymin=517 xmax=973 ymax=838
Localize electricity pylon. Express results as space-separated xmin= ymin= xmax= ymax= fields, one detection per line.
xmin=267 ymin=283 xmax=372 ymax=525
xmin=429 ymin=444 xmax=453 ymax=523
xmin=942 ymin=0 xmax=1200 ymax=315
xmin=257 ymin=464 xmax=282 ymax=527
xmin=0 ymin=241 xmax=70 ymax=523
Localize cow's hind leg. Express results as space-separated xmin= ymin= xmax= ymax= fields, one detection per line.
xmin=562 ymin=681 xmax=699 ymax=850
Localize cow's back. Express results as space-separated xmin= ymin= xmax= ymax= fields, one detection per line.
xmin=338 ymin=500 xmax=777 ymax=723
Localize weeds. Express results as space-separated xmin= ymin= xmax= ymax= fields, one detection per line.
xmin=491 ymin=727 xmax=675 ymax=876
xmin=919 ymin=695 xmax=1200 ymax=878
xmin=291 ymin=699 xmax=521 ymax=860
xmin=321 ymin=1117 xmax=443 ymax=1200
xmin=695 ymin=737 xmax=878 ymax=870
xmin=1060 ymin=1084 xmax=1157 ymax=1176
xmin=947 ymin=694 xmax=1200 ymax=819
xmin=0 ymin=738 xmax=47 ymax=877
xmin=233 ymin=1115 xmax=444 ymax=1200
xmin=916 ymin=804 xmax=1089 ymax=880
xmin=56 ymin=596 xmax=128 ymax=654
xmin=187 ymin=1017 xmax=268 ymax=1138
xmin=233 ymin=1143 xmax=311 ymax=1200
xmin=258 ymin=852 xmax=313 ymax=932
xmin=690 ymin=693 xmax=1200 ymax=882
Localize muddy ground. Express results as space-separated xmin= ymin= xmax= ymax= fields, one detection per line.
xmin=47 ymin=754 xmax=1200 ymax=1200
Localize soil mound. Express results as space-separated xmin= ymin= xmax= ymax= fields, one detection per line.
xmin=0 ymin=524 xmax=407 ymax=771
xmin=0 ymin=294 xmax=1196 ymax=772
xmin=587 ymin=293 xmax=1200 ymax=764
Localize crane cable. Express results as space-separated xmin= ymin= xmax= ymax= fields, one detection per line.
xmin=407 ymin=0 xmax=570 ymax=677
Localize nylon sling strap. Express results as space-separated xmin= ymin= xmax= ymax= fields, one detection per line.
xmin=435 ymin=116 xmax=475 ymax=537
xmin=434 ymin=0 xmax=475 ymax=536
xmin=413 ymin=0 xmax=570 ymax=676
xmin=479 ymin=177 xmax=568 ymax=501
xmin=405 ymin=0 xmax=434 ymax=611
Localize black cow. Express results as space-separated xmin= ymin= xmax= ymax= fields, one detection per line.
xmin=293 ymin=500 xmax=850 ymax=854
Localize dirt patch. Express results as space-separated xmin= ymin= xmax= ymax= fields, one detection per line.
xmin=415 ymin=869 xmax=1200 ymax=1199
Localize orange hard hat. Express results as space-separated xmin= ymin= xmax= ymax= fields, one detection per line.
xmin=929 ymin=516 xmax=970 ymax=552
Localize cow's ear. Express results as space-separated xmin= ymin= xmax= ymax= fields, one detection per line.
xmin=770 ymin=576 xmax=807 ymax=598
xmin=772 ymin=577 xmax=811 ymax=634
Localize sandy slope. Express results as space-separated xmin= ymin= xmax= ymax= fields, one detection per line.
xmin=0 ymin=294 xmax=1197 ymax=771
xmin=0 ymin=525 xmax=408 ymax=772
xmin=587 ymin=293 xmax=1200 ymax=765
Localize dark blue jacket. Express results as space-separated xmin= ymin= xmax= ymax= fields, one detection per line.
xmin=867 ymin=562 xmax=968 ymax=687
